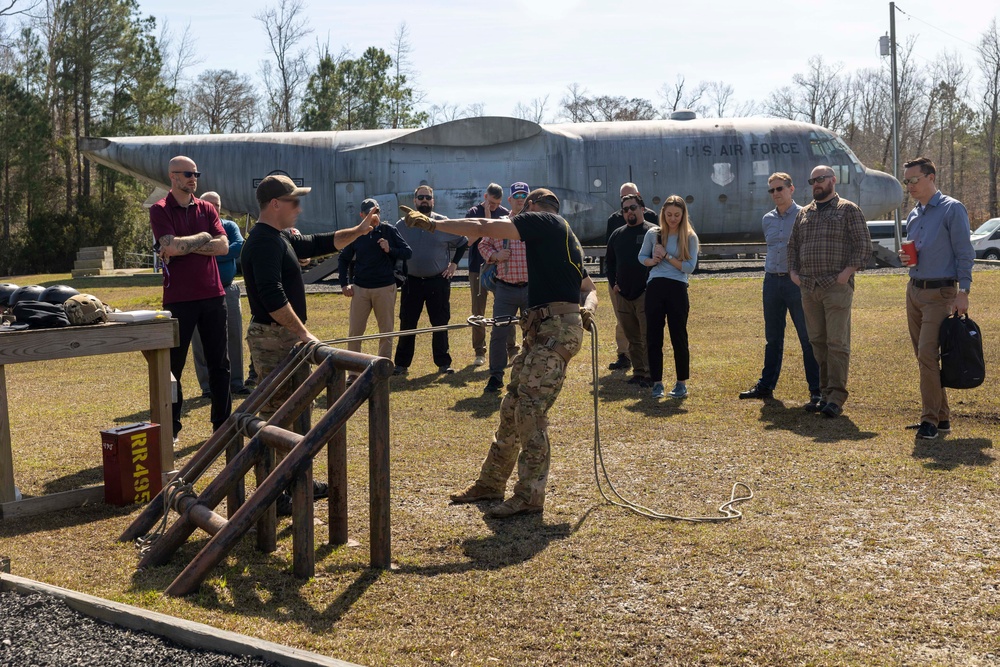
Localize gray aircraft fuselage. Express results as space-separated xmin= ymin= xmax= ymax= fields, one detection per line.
xmin=80 ymin=114 xmax=902 ymax=244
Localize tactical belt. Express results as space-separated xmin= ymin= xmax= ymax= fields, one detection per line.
xmin=523 ymin=301 xmax=581 ymax=364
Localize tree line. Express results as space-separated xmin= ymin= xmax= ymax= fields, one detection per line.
xmin=1 ymin=0 xmax=998 ymax=275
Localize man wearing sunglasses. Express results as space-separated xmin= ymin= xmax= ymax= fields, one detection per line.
xmin=739 ymin=172 xmax=819 ymax=406
xmin=787 ymin=165 xmax=872 ymax=418
xmin=605 ymin=183 xmax=658 ymax=372
xmin=241 ymin=174 xmax=376 ymax=514
xmin=605 ymin=192 xmax=655 ymax=387
xmin=149 ymin=155 xmax=231 ymax=444
xmin=899 ymin=157 xmax=974 ymax=440
xmin=466 ymin=183 xmax=510 ymax=368
xmin=393 ymin=185 xmax=468 ymax=376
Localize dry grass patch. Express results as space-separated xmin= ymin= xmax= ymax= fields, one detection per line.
xmin=1 ymin=268 xmax=999 ymax=666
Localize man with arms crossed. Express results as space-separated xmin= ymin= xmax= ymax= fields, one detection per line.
xmin=900 ymin=157 xmax=974 ymax=440
xmin=739 ymin=173 xmax=820 ymax=406
xmin=150 ymin=156 xmax=231 ymax=442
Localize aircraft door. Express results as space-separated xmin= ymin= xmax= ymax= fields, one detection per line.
xmin=335 ymin=182 xmax=366 ymax=229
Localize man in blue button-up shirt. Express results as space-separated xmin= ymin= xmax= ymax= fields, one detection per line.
xmin=739 ymin=173 xmax=820 ymax=406
xmin=901 ymin=157 xmax=975 ymax=440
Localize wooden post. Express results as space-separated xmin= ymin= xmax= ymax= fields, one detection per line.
xmin=369 ymin=376 xmax=391 ymax=569
xmin=0 ymin=366 xmax=15 ymax=504
xmin=291 ymin=465 xmax=314 ymax=578
xmin=142 ymin=348 xmax=174 ymax=481
xmin=328 ymin=367 xmax=348 ymax=545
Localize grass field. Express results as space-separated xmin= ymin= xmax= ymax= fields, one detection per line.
xmin=1 ymin=268 xmax=999 ymax=666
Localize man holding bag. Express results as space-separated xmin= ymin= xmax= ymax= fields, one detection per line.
xmin=899 ymin=157 xmax=975 ymax=440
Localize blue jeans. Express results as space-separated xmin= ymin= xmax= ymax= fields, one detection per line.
xmin=489 ymin=281 xmax=529 ymax=381
xmin=760 ymin=273 xmax=819 ymax=394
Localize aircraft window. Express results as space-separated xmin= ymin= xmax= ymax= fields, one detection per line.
xmin=685 ymin=195 xmax=694 ymax=204
xmin=718 ymin=194 xmax=728 ymax=203
xmin=593 ymin=178 xmax=603 ymax=189
xmin=832 ymin=165 xmax=850 ymax=185
xmin=652 ymin=196 xmax=661 ymax=207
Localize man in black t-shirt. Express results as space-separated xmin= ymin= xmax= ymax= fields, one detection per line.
xmin=400 ymin=189 xmax=598 ymax=518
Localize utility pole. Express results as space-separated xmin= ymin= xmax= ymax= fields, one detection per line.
xmin=889 ymin=2 xmax=902 ymax=249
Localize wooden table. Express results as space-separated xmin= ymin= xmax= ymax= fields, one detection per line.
xmin=0 ymin=319 xmax=178 ymax=519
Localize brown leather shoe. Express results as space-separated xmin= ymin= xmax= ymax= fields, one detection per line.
xmin=450 ymin=483 xmax=503 ymax=504
xmin=485 ymin=496 xmax=543 ymax=518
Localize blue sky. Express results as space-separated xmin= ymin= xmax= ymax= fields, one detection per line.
xmin=138 ymin=0 xmax=993 ymax=119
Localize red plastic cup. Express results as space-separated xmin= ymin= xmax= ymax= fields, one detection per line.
xmin=901 ymin=240 xmax=917 ymax=267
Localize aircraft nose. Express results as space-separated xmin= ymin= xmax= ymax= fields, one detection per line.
xmin=858 ymin=168 xmax=903 ymax=219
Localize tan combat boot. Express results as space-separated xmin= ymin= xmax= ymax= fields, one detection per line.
xmin=450 ymin=483 xmax=503 ymax=504
xmin=485 ymin=496 xmax=543 ymax=518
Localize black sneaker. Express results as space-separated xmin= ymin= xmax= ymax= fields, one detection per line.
xmin=739 ymin=384 xmax=773 ymax=399
xmin=438 ymin=365 xmax=455 ymax=374
xmin=916 ymin=421 xmax=939 ymax=439
xmin=484 ymin=376 xmax=504 ymax=393
xmin=937 ymin=420 xmax=951 ymax=433
xmin=804 ymin=395 xmax=825 ymax=412
xmin=820 ymin=402 xmax=843 ymax=418
xmin=608 ymin=354 xmax=631 ymax=371
xmin=392 ymin=365 xmax=408 ymax=376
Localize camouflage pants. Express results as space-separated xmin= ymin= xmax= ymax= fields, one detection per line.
xmin=476 ymin=311 xmax=584 ymax=505
xmin=246 ymin=322 xmax=310 ymax=422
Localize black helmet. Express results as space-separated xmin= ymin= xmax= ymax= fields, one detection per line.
xmin=0 ymin=283 xmax=19 ymax=307
xmin=9 ymin=285 xmax=45 ymax=305
xmin=40 ymin=284 xmax=80 ymax=304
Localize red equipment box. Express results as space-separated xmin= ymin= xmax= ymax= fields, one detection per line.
xmin=100 ymin=422 xmax=162 ymax=506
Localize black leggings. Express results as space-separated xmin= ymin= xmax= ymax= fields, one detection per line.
xmin=644 ymin=277 xmax=690 ymax=383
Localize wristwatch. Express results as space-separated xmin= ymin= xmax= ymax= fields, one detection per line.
xmin=958 ymin=287 xmax=969 ymax=294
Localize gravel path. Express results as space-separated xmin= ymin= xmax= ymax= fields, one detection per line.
xmin=0 ymin=590 xmax=280 ymax=667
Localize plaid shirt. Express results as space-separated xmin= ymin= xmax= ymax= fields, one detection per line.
xmin=479 ymin=236 xmax=528 ymax=285
xmin=787 ymin=195 xmax=871 ymax=290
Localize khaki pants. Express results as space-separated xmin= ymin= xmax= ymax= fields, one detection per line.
xmin=348 ymin=284 xmax=397 ymax=361
xmin=801 ymin=282 xmax=853 ymax=407
xmin=607 ymin=284 xmax=630 ymax=358
xmin=469 ymin=272 xmax=488 ymax=356
xmin=615 ymin=291 xmax=648 ymax=376
xmin=907 ymin=282 xmax=955 ymax=424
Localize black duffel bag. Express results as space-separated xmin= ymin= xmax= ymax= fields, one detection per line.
xmin=940 ymin=313 xmax=985 ymax=389
xmin=11 ymin=300 xmax=72 ymax=329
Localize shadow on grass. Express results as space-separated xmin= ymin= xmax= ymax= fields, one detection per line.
xmin=41 ymin=439 xmax=202 ymax=496
xmin=0 ymin=502 xmax=136 ymax=537
xmin=757 ymin=400 xmax=877 ymax=443
xmin=911 ymin=436 xmax=994 ymax=470
xmin=125 ymin=508 xmax=571 ymax=632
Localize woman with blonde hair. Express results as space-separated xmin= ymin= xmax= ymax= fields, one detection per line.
xmin=638 ymin=195 xmax=699 ymax=399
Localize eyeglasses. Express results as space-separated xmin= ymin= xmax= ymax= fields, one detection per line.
xmin=278 ymin=197 xmax=301 ymax=208
xmin=622 ymin=204 xmax=640 ymax=212
xmin=415 ymin=194 xmax=433 ymax=201
xmin=512 ymin=193 xmax=527 ymax=200
xmin=767 ymin=186 xmax=786 ymax=194
xmin=901 ymin=174 xmax=926 ymax=186
xmin=170 ymin=170 xmax=201 ymax=178
xmin=807 ymin=175 xmax=832 ymax=185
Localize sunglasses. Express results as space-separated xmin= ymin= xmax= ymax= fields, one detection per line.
xmin=278 ymin=197 xmax=301 ymax=208
xmin=171 ymin=170 xmax=201 ymax=178
xmin=767 ymin=186 xmax=786 ymax=194
xmin=901 ymin=174 xmax=925 ymax=186
xmin=415 ymin=194 xmax=433 ymax=201
xmin=512 ymin=193 xmax=527 ymax=200
xmin=622 ymin=204 xmax=640 ymax=212
xmin=807 ymin=175 xmax=832 ymax=185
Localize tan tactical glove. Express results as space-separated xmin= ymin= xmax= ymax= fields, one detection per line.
xmin=580 ymin=307 xmax=596 ymax=332
xmin=399 ymin=205 xmax=436 ymax=232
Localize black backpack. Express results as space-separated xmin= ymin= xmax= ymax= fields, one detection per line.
xmin=939 ymin=313 xmax=985 ymax=389
xmin=11 ymin=300 xmax=72 ymax=329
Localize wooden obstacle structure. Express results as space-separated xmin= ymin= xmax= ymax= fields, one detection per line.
xmin=120 ymin=342 xmax=394 ymax=597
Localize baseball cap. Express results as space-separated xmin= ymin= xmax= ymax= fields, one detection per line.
xmin=524 ymin=188 xmax=560 ymax=212
xmin=361 ymin=198 xmax=379 ymax=214
xmin=510 ymin=182 xmax=530 ymax=195
xmin=256 ymin=175 xmax=311 ymax=206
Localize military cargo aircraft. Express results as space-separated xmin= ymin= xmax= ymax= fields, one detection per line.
xmin=80 ymin=112 xmax=903 ymax=244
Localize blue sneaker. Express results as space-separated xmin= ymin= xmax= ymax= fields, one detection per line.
xmin=651 ymin=382 xmax=665 ymax=399
xmin=669 ymin=382 xmax=688 ymax=399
